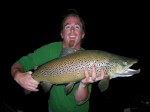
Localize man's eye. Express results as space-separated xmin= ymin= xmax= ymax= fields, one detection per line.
xmin=65 ymin=25 xmax=70 ymax=29
xmin=75 ymin=25 xmax=80 ymax=29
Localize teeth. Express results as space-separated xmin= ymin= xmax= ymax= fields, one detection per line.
xmin=70 ymin=36 xmax=75 ymax=38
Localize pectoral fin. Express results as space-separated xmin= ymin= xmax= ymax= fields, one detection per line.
xmin=98 ymin=76 xmax=110 ymax=92
xmin=60 ymin=48 xmax=77 ymax=57
xmin=64 ymin=82 xmax=75 ymax=95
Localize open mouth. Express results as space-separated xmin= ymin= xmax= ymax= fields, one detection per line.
xmin=112 ymin=63 xmax=141 ymax=78
xmin=69 ymin=36 xmax=76 ymax=39
xmin=122 ymin=60 xmax=140 ymax=75
xmin=123 ymin=68 xmax=141 ymax=76
xmin=69 ymin=36 xmax=76 ymax=41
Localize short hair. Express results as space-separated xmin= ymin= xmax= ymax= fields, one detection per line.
xmin=60 ymin=9 xmax=86 ymax=33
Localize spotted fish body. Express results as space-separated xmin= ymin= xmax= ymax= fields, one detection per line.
xmin=30 ymin=49 xmax=140 ymax=94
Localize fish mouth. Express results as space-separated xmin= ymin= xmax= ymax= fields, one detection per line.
xmin=112 ymin=63 xmax=140 ymax=78
xmin=122 ymin=60 xmax=140 ymax=75
xmin=123 ymin=68 xmax=141 ymax=76
xmin=112 ymin=68 xmax=140 ymax=78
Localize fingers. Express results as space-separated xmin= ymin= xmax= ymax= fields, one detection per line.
xmin=27 ymin=71 xmax=39 ymax=84
xmin=84 ymin=68 xmax=89 ymax=78
xmin=95 ymin=69 xmax=105 ymax=81
xmin=83 ymin=67 xmax=96 ymax=84
xmin=84 ymin=68 xmax=93 ymax=83
xmin=26 ymin=85 xmax=39 ymax=91
xmin=25 ymin=80 xmax=39 ymax=92
xmin=22 ymin=71 xmax=39 ymax=91
xmin=27 ymin=71 xmax=32 ymax=75
xmin=28 ymin=87 xmax=39 ymax=92
xmin=83 ymin=67 xmax=105 ymax=84
xmin=91 ymin=66 xmax=96 ymax=81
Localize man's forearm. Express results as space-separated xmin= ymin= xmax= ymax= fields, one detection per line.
xmin=11 ymin=63 xmax=23 ymax=78
xmin=74 ymin=82 xmax=90 ymax=105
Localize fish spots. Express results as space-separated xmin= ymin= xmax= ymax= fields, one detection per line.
xmin=31 ymin=50 xmax=139 ymax=84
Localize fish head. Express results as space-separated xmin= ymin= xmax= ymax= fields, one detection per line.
xmin=109 ymin=56 xmax=140 ymax=78
xmin=98 ymin=56 xmax=140 ymax=92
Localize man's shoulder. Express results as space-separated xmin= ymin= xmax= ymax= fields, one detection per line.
xmin=40 ymin=41 xmax=62 ymax=49
xmin=46 ymin=41 xmax=62 ymax=46
xmin=34 ymin=41 xmax=62 ymax=54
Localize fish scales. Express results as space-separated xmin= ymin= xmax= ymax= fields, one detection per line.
xmin=31 ymin=50 xmax=138 ymax=84
xmin=32 ymin=50 xmax=103 ymax=83
xmin=23 ymin=49 xmax=140 ymax=96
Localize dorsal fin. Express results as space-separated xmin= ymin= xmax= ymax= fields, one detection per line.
xmin=60 ymin=48 xmax=77 ymax=57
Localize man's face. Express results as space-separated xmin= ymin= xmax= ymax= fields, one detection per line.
xmin=61 ymin=16 xmax=85 ymax=49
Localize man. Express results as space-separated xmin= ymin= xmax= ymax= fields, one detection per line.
xmin=11 ymin=9 xmax=105 ymax=112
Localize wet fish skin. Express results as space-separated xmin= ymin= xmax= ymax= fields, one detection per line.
xmin=30 ymin=49 xmax=140 ymax=94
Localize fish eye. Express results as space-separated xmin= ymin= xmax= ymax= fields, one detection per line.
xmin=123 ymin=61 xmax=127 ymax=65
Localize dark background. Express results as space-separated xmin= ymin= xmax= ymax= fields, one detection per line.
xmin=1 ymin=1 xmax=149 ymax=112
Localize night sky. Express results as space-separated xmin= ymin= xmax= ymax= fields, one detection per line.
xmin=1 ymin=1 xmax=149 ymax=112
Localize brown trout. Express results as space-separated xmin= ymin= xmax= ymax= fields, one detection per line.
xmin=28 ymin=48 xmax=140 ymax=95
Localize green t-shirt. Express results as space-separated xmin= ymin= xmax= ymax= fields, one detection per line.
xmin=17 ymin=41 xmax=92 ymax=112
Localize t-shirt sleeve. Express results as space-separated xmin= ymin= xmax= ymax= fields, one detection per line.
xmin=17 ymin=41 xmax=62 ymax=72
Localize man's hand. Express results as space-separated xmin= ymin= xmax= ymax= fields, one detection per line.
xmin=80 ymin=66 xmax=105 ymax=86
xmin=14 ymin=71 xmax=39 ymax=92
xmin=74 ymin=66 xmax=105 ymax=104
